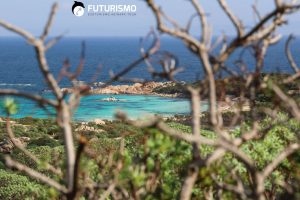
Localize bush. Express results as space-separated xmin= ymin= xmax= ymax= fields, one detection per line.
xmin=28 ymin=135 xmax=61 ymax=147
xmin=0 ymin=169 xmax=48 ymax=200
xmin=13 ymin=146 xmax=64 ymax=172
xmin=1 ymin=117 xmax=299 ymax=199
xmin=111 ymin=118 xmax=300 ymax=199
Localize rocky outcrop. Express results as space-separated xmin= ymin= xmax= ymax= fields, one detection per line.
xmin=75 ymin=125 xmax=98 ymax=132
xmin=59 ymin=82 xmax=183 ymax=97
xmin=91 ymin=82 xmax=179 ymax=97
xmin=75 ymin=121 xmax=104 ymax=133
xmin=94 ymin=119 xmax=106 ymax=125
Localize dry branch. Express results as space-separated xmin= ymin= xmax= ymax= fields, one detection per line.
xmin=5 ymin=156 xmax=68 ymax=194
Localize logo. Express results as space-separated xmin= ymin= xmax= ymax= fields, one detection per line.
xmin=72 ymin=1 xmax=85 ymax=17
xmin=71 ymin=1 xmax=137 ymax=17
xmin=87 ymin=5 xmax=137 ymax=16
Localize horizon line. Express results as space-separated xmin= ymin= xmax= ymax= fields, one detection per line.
xmin=0 ymin=34 xmax=298 ymax=38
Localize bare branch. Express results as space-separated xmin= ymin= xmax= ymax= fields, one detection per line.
xmin=180 ymin=164 xmax=199 ymax=200
xmin=0 ymin=20 xmax=35 ymax=43
xmin=0 ymin=3 xmax=76 ymax=193
xmin=40 ymin=2 xmax=59 ymax=41
xmin=283 ymin=70 xmax=300 ymax=83
xmin=5 ymin=117 xmax=62 ymax=176
xmin=180 ymin=87 xmax=202 ymax=200
xmin=185 ymin=13 xmax=198 ymax=33
xmin=285 ymin=34 xmax=299 ymax=73
xmin=217 ymin=0 xmax=244 ymax=37
xmin=0 ymin=89 xmax=58 ymax=107
xmin=5 ymin=156 xmax=68 ymax=194
xmin=115 ymin=111 xmax=215 ymax=146
xmin=146 ymin=0 xmax=201 ymax=52
xmin=272 ymin=83 xmax=300 ymax=121
xmin=190 ymin=0 xmax=209 ymax=43
xmin=262 ymin=143 xmax=300 ymax=179
xmin=45 ymin=32 xmax=67 ymax=50
xmin=102 ymin=30 xmax=160 ymax=87
xmin=219 ymin=3 xmax=300 ymax=62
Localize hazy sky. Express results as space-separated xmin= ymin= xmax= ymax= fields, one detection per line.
xmin=0 ymin=0 xmax=300 ymax=37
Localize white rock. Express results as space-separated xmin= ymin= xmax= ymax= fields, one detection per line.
xmin=94 ymin=119 xmax=105 ymax=125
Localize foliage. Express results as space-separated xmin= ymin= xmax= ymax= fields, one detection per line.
xmin=13 ymin=146 xmax=64 ymax=171
xmin=0 ymin=115 xmax=299 ymax=199
xmin=2 ymin=98 xmax=18 ymax=115
xmin=53 ymin=114 xmax=297 ymax=199
xmin=0 ymin=169 xmax=49 ymax=200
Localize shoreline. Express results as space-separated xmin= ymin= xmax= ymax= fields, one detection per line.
xmin=1 ymin=80 xmax=252 ymax=121
xmin=62 ymin=81 xmax=186 ymax=98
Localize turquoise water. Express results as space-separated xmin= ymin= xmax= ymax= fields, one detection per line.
xmin=1 ymin=95 xmax=208 ymax=121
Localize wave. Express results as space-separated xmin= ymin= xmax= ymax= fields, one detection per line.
xmin=0 ymin=83 xmax=35 ymax=87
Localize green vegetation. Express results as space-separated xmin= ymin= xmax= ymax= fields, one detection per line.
xmin=0 ymin=169 xmax=49 ymax=200
xmin=154 ymin=73 xmax=300 ymax=102
xmin=0 ymin=113 xmax=299 ymax=199
xmin=0 ymin=74 xmax=299 ymax=199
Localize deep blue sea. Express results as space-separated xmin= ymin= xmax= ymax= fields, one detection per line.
xmin=0 ymin=37 xmax=298 ymax=120
xmin=0 ymin=37 xmax=204 ymax=92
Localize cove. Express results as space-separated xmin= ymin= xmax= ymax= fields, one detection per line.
xmin=0 ymin=95 xmax=208 ymax=121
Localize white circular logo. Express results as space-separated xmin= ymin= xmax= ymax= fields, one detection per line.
xmin=72 ymin=1 xmax=85 ymax=17
xmin=74 ymin=6 xmax=84 ymax=17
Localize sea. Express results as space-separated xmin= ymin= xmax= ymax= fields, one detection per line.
xmin=0 ymin=37 xmax=297 ymax=120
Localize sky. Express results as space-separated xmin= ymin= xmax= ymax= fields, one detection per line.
xmin=0 ymin=0 xmax=300 ymax=37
